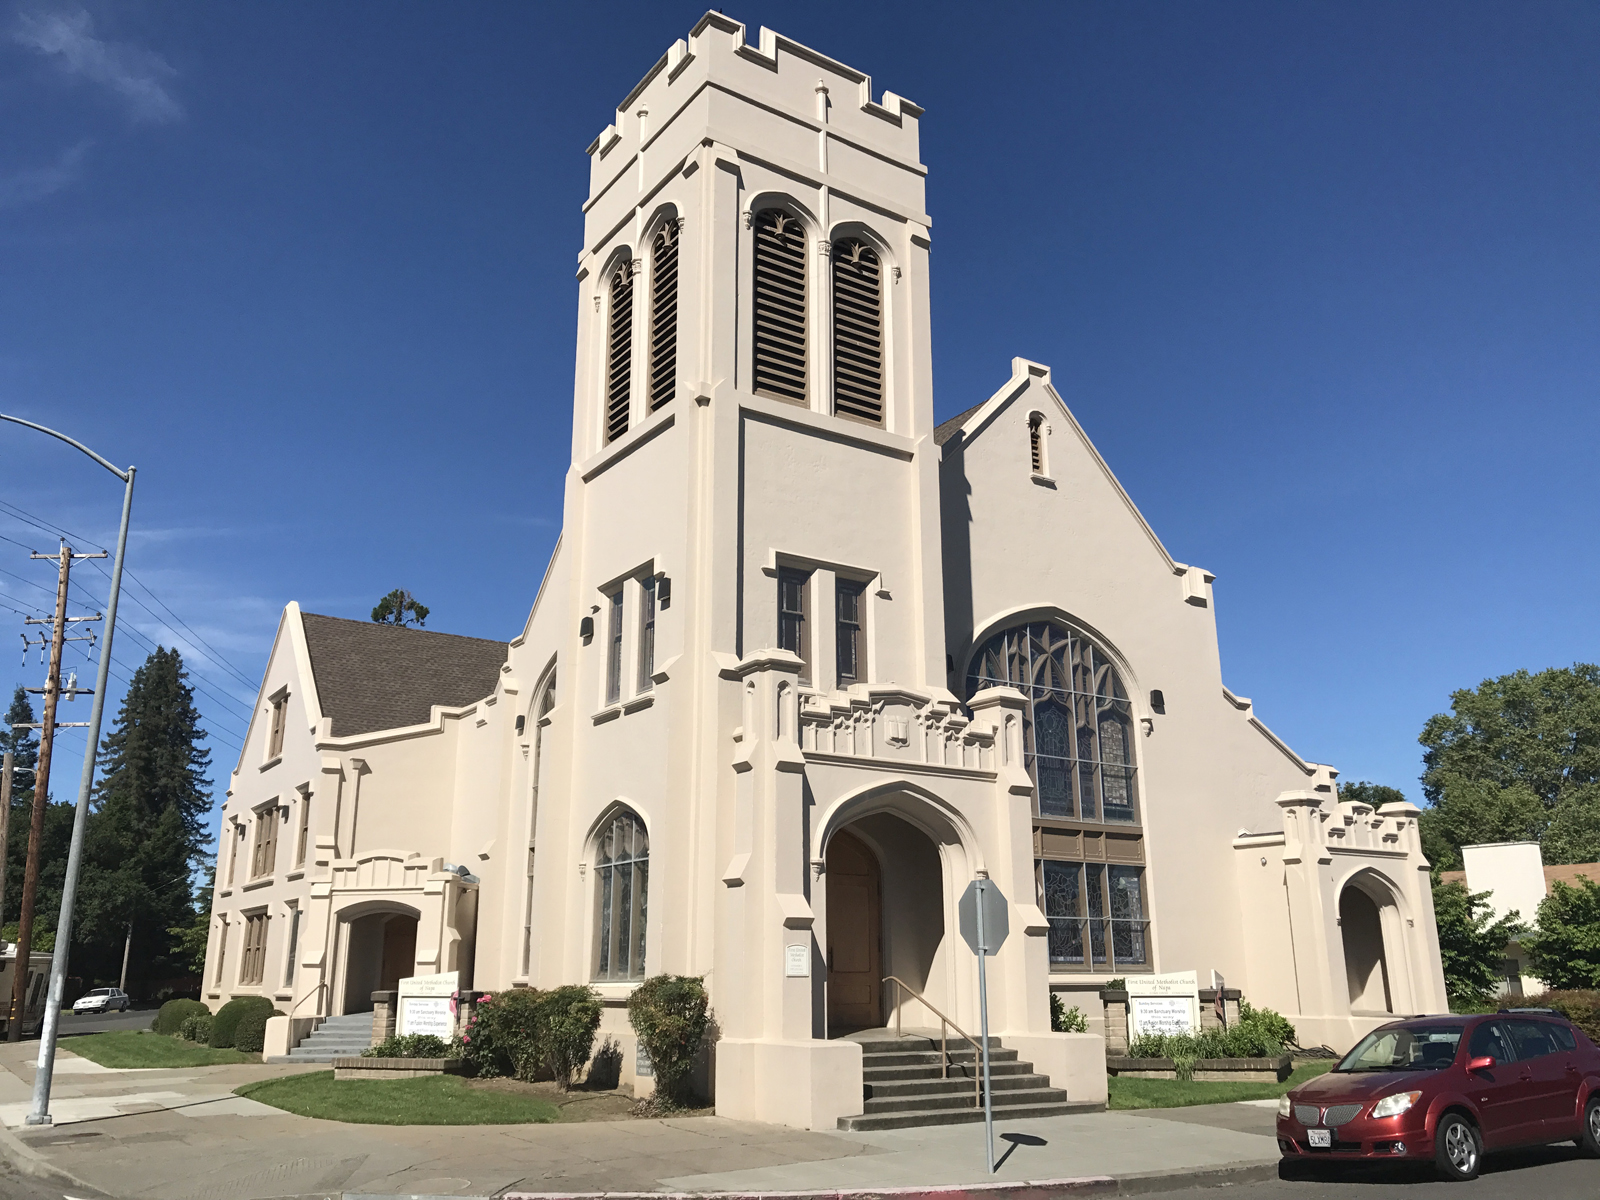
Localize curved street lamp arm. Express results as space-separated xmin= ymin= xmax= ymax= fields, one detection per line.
xmin=0 ymin=413 xmax=131 ymax=482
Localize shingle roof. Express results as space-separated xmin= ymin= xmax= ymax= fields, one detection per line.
xmin=299 ymin=612 xmax=508 ymax=737
xmin=934 ymin=402 xmax=985 ymax=446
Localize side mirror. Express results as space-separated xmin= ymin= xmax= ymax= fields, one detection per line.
xmin=1468 ymin=1055 xmax=1495 ymax=1072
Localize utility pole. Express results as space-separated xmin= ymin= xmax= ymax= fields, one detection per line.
xmin=0 ymin=751 xmax=11 ymax=932
xmin=8 ymin=544 xmax=102 ymax=1041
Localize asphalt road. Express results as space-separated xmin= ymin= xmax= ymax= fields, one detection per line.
xmin=49 ymin=1007 xmax=152 ymax=1038
xmin=1159 ymin=1147 xmax=1600 ymax=1198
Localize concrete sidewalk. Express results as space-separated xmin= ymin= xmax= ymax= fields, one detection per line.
xmin=0 ymin=1040 xmax=1282 ymax=1199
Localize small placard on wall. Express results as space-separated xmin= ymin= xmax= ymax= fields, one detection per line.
xmin=636 ymin=1042 xmax=653 ymax=1077
xmin=784 ymin=943 xmax=810 ymax=977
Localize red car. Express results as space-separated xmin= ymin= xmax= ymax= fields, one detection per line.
xmin=1277 ymin=1010 xmax=1600 ymax=1181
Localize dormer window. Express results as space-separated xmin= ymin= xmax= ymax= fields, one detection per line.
xmin=606 ymin=262 xmax=634 ymax=443
xmin=832 ymin=238 xmax=884 ymax=425
xmin=752 ymin=209 xmax=807 ymax=404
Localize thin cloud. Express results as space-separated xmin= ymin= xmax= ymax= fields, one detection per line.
xmin=13 ymin=6 xmax=182 ymax=124
xmin=0 ymin=140 xmax=89 ymax=210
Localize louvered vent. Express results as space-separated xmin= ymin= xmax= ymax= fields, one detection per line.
xmin=752 ymin=209 xmax=807 ymax=403
xmin=832 ymin=238 xmax=884 ymax=424
xmin=1029 ymin=414 xmax=1043 ymax=472
xmin=605 ymin=264 xmax=634 ymax=443
xmin=649 ymin=223 xmax=679 ymax=411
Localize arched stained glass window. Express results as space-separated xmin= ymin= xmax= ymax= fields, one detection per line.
xmin=593 ymin=809 xmax=648 ymax=981
xmin=967 ymin=620 xmax=1138 ymax=824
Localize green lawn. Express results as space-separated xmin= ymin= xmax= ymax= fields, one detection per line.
xmin=235 ymin=1071 xmax=563 ymax=1125
xmin=1109 ymin=1061 xmax=1334 ymax=1110
xmin=66 ymin=1031 xmax=262 ymax=1069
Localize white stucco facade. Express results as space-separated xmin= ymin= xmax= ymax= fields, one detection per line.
xmin=206 ymin=13 xmax=1447 ymax=1128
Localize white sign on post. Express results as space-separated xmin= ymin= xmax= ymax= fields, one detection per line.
xmin=1127 ymin=970 xmax=1200 ymax=1040
xmin=397 ymin=971 xmax=459 ymax=1039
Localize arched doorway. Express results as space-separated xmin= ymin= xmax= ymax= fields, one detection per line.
xmin=341 ymin=910 xmax=418 ymax=1014
xmin=1340 ymin=886 xmax=1392 ymax=1013
xmin=825 ymin=830 xmax=881 ymax=1030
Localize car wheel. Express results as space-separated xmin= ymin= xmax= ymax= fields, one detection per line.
xmin=1577 ymin=1096 xmax=1600 ymax=1158
xmin=1435 ymin=1113 xmax=1481 ymax=1182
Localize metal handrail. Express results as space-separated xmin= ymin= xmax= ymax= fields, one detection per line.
xmin=288 ymin=981 xmax=327 ymax=1021
xmin=882 ymin=975 xmax=983 ymax=1108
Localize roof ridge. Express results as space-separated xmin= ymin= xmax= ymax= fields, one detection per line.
xmin=300 ymin=610 xmax=507 ymax=647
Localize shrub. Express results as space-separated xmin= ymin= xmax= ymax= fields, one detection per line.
xmin=179 ymin=1012 xmax=213 ymax=1044
xmin=153 ymin=998 xmax=210 ymax=1036
xmin=1238 ymin=1000 xmax=1296 ymax=1048
xmin=1050 ymin=992 xmax=1088 ymax=1033
xmin=628 ymin=974 xmax=711 ymax=1107
xmin=233 ymin=1006 xmax=285 ymax=1054
xmin=364 ymin=1034 xmax=452 ymax=1059
xmin=456 ymin=986 xmax=603 ymax=1087
xmin=210 ymin=996 xmax=275 ymax=1048
xmin=1125 ymin=1000 xmax=1292 ymax=1080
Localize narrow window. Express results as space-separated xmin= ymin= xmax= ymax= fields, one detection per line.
xmin=649 ymin=223 xmax=678 ymax=411
xmin=295 ymin=793 xmax=311 ymax=867
xmin=832 ymin=238 xmax=884 ymax=424
xmin=240 ymin=912 xmax=269 ymax=986
xmin=637 ymin=577 xmax=657 ymax=693
xmin=605 ymin=589 xmax=624 ymax=705
xmin=752 ymin=209 xmax=807 ymax=403
xmin=522 ymin=673 xmax=556 ymax=976
xmin=605 ymin=262 xmax=634 ymax=443
xmin=252 ymin=806 xmax=278 ymax=878
xmin=593 ymin=809 xmax=649 ymax=981
xmin=214 ymin=919 xmax=229 ymax=985
xmin=1041 ymin=860 xmax=1085 ymax=967
xmin=284 ymin=905 xmax=301 ymax=987
xmin=1108 ymin=866 xmax=1147 ymax=966
xmin=226 ymin=821 xmax=240 ymax=886
xmin=777 ymin=568 xmax=811 ymax=684
xmin=1029 ymin=413 xmax=1044 ymax=473
xmin=1085 ymin=864 xmax=1107 ymax=966
xmin=836 ymin=580 xmax=865 ymax=685
xmin=267 ymin=694 xmax=286 ymax=759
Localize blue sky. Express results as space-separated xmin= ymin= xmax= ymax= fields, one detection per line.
xmin=1 ymin=1 xmax=1595 ymax=835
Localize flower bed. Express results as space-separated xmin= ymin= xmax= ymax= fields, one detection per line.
xmin=1106 ymin=1053 xmax=1293 ymax=1083
xmin=333 ymin=1056 xmax=464 ymax=1081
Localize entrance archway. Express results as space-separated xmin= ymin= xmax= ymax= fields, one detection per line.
xmin=825 ymin=830 xmax=881 ymax=1030
xmin=340 ymin=909 xmax=419 ymax=1014
xmin=1340 ymin=886 xmax=1392 ymax=1013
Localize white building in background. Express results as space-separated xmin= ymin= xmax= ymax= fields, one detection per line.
xmin=204 ymin=12 xmax=1447 ymax=1130
xmin=1444 ymin=842 xmax=1600 ymax=996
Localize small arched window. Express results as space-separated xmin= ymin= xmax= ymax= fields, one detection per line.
xmin=832 ymin=238 xmax=883 ymax=425
xmin=752 ymin=209 xmax=807 ymax=404
xmin=967 ymin=620 xmax=1137 ymax=824
xmin=649 ymin=222 xmax=679 ymax=412
xmin=592 ymin=808 xmax=648 ymax=981
xmin=605 ymin=261 xmax=634 ymax=443
xmin=1028 ymin=413 xmax=1044 ymax=473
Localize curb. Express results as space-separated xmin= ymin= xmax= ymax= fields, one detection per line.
xmin=358 ymin=1159 xmax=1280 ymax=1200
xmin=0 ymin=1122 xmax=112 ymax=1197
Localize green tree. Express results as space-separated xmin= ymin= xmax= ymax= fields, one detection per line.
xmin=166 ymin=864 xmax=215 ymax=976
xmin=1523 ymin=878 xmax=1600 ymax=990
xmin=1337 ymin=781 xmax=1408 ymax=808
xmin=1431 ymin=880 xmax=1521 ymax=1006
xmin=76 ymin=648 xmax=213 ymax=988
xmin=0 ymin=688 xmax=73 ymax=937
xmin=1418 ymin=664 xmax=1600 ymax=871
xmin=371 ymin=589 xmax=428 ymax=627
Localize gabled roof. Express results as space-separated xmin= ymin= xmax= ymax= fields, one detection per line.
xmin=299 ymin=613 xmax=508 ymax=737
xmin=934 ymin=402 xmax=984 ymax=446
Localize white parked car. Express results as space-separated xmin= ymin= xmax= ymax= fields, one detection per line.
xmin=72 ymin=988 xmax=130 ymax=1014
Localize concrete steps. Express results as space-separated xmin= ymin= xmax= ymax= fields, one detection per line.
xmin=837 ymin=1031 xmax=1101 ymax=1132
xmin=276 ymin=1012 xmax=375 ymax=1063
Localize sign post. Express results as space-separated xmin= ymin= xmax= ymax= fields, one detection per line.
xmin=958 ymin=878 xmax=1009 ymax=1174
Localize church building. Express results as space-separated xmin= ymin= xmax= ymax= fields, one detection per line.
xmin=205 ymin=13 xmax=1448 ymax=1131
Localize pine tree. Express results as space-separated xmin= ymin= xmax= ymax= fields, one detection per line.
xmin=2 ymin=687 xmax=41 ymax=929
xmin=76 ymin=648 xmax=213 ymax=988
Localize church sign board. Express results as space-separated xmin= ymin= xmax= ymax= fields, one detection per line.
xmin=397 ymin=971 xmax=458 ymax=1039
xmin=1127 ymin=970 xmax=1200 ymax=1040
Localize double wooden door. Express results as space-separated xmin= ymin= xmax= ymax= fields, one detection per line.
xmin=826 ymin=831 xmax=882 ymax=1030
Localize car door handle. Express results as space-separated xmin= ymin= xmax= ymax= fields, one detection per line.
xmin=1520 ymin=1071 xmax=1534 ymax=1082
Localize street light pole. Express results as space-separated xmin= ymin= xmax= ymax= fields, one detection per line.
xmin=0 ymin=413 xmax=134 ymax=1127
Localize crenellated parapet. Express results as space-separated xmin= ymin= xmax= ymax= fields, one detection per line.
xmin=1270 ymin=780 xmax=1424 ymax=865
xmin=798 ymin=684 xmax=993 ymax=772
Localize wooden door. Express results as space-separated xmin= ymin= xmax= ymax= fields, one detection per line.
xmin=380 ymin=917 xmax=417 ymax=992
xmin=826 ymin=830 xmax=882 ymax=1030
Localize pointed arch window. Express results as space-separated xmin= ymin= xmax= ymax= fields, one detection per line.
xmin=752 ymin=209 xmax=807 ymax=403
xmin=649 ymin=222 xmax=679 ymax=412
xmin=967 ymin=620 xmax=1138 ymax=824
xmin=521 ymin=668 xmax=556 ymax=976
xmin=593 ymin=809 xmax=648 ymax=981
xmin=605 ymin=261 xmax=634 ymax=443
xmin=832 ymin=238 xmax=884 ymax=424
xmin=1029 ymin=413 xmax=1044 ymax=473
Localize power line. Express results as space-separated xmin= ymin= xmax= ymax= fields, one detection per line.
xmin=0 ymin=501 xmax=102 ymax=553
xmin=85 ymin=561 xmax=259 ymax=691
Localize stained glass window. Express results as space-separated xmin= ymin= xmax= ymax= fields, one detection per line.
xmin=593 ymin=810 xmax=649 ymax=981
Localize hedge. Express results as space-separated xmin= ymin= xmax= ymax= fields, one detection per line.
xmin=153 ymin=998 xmax=210 ymax=1036
xmin=628 ymin=974 xmax=711 ymax=1106
xmin=232 ymin=1006 xmax=285 ymax=1054
xmin=210 ymin=996 xmax=276 ymax=1048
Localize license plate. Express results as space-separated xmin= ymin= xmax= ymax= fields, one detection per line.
xmin=1307 ymin=1129 xmax=1332 ymax=1148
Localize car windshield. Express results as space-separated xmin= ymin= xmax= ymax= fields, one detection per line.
xmin=1336 ymin=1025 xmax=1463 ymax=1072
xmin=86 ymin=989 xmax=110 ymax=996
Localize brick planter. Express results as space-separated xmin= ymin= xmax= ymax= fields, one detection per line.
xmin=332 ymin=1056 xmax=465 ymax=1081
xmin=1106 ymin=1053 xmax=1292 ymax=1083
